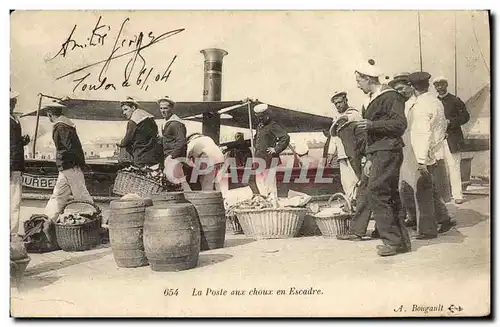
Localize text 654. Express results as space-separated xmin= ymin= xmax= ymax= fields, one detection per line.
xmin=164 ymin=288 xmax=179 ymax=296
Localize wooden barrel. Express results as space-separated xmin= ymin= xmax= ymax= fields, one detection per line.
xmin=109 ymin=198 xmax=153 ymax=268
xmin=151 ymin=192 xmax=187 ymax=205
xmin=184 ymin=191 xmax=226 ymax=251
xmin=144 ymin=193 xmax=201 ymax=272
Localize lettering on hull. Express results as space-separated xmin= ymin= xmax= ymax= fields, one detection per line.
xmin=22 ymin=174 xmax=58 ymax=190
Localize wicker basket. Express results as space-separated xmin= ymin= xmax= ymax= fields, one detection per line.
xmin=226 ymin=214 xmax=243 ymax=235
xmin=313 ymin=193 xmax=353 ymax=238
xmin=298 ymin=195 xmax=331 ymax=237
xmin=113 ymin=170 xmax=165 ymax=197
xmin=55 ymin=200 xmax=102 ymax=252
xmin=234 ymin=207 xmax=306 ymax=239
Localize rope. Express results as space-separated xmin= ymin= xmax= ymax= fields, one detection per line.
xmin=470 ymin=13 xmax=490 ymax=73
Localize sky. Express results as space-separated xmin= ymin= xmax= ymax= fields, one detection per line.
xmin=10 ymin=10 xmax=490 ymax=145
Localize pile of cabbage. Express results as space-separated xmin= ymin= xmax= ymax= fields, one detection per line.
xmin=56 ymin=211 xmax=97 ymax=225
xmin=226 ymin=195 xmax=274 ymax=216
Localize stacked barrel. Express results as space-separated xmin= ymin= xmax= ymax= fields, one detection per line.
xmin=144 ymin=192 xmax=201 ymax=271
xmin=184 ymin=191 xmax=226 ymax=251
xmin=108 ymin=198 xmax=153 ymax=267
xmin=108 ymin=191 xmax=227 ymax=272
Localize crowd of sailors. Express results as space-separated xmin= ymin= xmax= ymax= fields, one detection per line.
xmin=325 ymin=61 xmax=470 ymax=256
xmin=10 ymin=58 xmax=470 ymax=257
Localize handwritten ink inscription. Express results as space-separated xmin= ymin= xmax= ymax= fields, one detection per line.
xmin=47 ymin=16 xmax=184 ymax=93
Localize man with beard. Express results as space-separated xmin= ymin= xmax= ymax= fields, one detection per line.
xmin=157 ymin=96 xmax=191 ymax=191
xmin=350 ymin=59 xmax=411 ymax=256
xmin=10 ymin=90 xmax=30 ymax=240
xmin=433 ymin=76 xmax=470 ymax=205
xmin=253 ymin=103 xmax=290 ymax=202
xmin=329 ymin=91 xmax=363 ymax=199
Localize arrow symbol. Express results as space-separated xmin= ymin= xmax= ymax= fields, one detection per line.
xmin=448 ymin=304 xmax=463 ymax=313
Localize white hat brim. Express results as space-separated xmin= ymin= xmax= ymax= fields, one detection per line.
xmin=42 ymin=102 xmax=66 ymax=109
xmin=120 ymin=99 xmax=140 ymax=107
xmin=433 ymin=76 xmax=448 ymax=84
xmin=253 ymin=103 xmax=269 ymax=113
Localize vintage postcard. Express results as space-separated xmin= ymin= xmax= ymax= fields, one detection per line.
xmin=9 ymin=10 xmax=490 ymax=317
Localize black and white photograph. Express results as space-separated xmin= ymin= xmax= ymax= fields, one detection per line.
xmin=7 ymin=9 xmax=491 ymax=317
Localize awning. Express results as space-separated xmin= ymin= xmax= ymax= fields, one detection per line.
xmin=183 ymin=101 xmax=333 ymax=133
xmin=21 ymin=98 xmax=244 ymax=121
xmin=21 ymin=97 xmax=333 ymax=133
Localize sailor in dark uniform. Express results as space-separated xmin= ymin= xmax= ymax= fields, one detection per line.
xmin=44 ymin=101 xmax=94 ymax=222
xmin=158 ymin=96 xmax=191 ymax=191
xmin=252 ymin=103 xmax=290 ymax=201
xmin=433 ymin=76 xmax=470 ymax=204
xmin=117 ymin=97 xmax=163 ymax=168
xmin=348 ymin=59 xmax=411 ymax=256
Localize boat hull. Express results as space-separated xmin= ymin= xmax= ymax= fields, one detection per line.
xmin=22 ymin=159 xmax=344 ymax=201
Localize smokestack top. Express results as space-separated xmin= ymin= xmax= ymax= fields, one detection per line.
xmin=201 ymin=48 xmax=228 ymax=61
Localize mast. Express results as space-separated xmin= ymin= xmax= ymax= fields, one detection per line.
xmin=32 ymin=94 xmax=43 ymax=158
xmin=247 ymin=101 xmax=255 ymax=159
xmin=418 ymin=11 xmax=423 ymax=72
xmin=454 ymin=11 xmax=458 ymax=95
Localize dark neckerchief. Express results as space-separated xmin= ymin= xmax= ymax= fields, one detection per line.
xmin=257 ymin=118 xmax=272 ymax=129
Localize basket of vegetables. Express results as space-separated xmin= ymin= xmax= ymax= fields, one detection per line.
xmin=233 ymin=195 xmax=306 ymax=239
xmin=55 ymin=200 xmax=102 ymax=252
xmin=113 ymin=165 xmax=174 ymax=197
xmin=297 ymin=195 xmax=331 ymax=237
xmin=312 ymin=193 xmax=353 ymax=238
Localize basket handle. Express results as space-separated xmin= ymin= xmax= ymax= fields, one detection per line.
xmin=327 ymin=192 xmax=352 ymax=213
xmin=59 ymin=200 xmax=102 ymax=216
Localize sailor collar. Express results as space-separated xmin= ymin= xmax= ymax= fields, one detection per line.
xmin=368 ymin=85 xmax=396 ymax=105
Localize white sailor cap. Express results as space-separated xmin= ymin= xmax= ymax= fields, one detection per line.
xmin=355 ymin=59 xmax=384 ymax=78
xmin=331 ymin=91 xmax=347 ymax=101
xmin=433 ymin=76 xmax=448 ymax=84
xmin=120 ymin=96 xmax=140 ymax=107
xmin=253 ymin=103 xmax=269 ymax=114
xmin=10 ymin=90 xmax=19 ymax=99
xmin=157 ymin=96 xmax=175 ymax=106
xmin=41 ymin=100 xmax=66 ymax=109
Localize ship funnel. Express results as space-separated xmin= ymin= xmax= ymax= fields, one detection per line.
xmin=200 ymin=48 xmax=228 ymax=144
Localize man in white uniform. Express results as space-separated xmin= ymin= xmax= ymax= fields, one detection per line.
xmin=328 ymin=91 xmax=363 ymax=199
xmin=405 ymin=72 xmax=455 ymax=237
xmin=186 ymin=133 xmax=228 ymax=198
